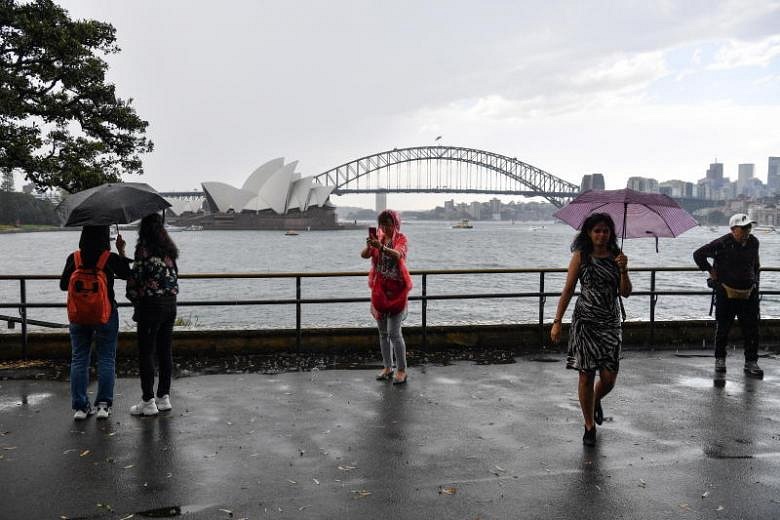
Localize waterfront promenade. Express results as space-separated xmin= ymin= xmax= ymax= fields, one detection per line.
xmin=1 ymin=351 xmax=779 ymax=519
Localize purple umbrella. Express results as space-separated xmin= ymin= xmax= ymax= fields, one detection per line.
xmin=553 ymin=188 xmax=698 ymax=249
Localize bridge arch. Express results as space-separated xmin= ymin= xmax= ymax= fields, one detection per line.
xmin=312 ymin=146 xmax=580 ymax=207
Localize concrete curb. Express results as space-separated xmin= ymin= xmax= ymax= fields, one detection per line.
xmin=1 ymin=319 xmax=779 ymax=359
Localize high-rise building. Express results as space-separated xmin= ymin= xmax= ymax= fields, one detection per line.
xmin=469 ymin=201 xmax=481 ymax=220
xmin=659 ymin=180 xmax=694 ymax=198
xmin=489 ymin=197 xmax=501 ymax=215
xmin=627 ymin=176 xmax=659 ymax=193
xmin=580 ymin=174 xmax=592 ymax=191
xmin=768 ymin=157 xmax=780 ymax=193
xmin=375 ymin=190 xmax=387 ymax=213
xmin=737 ymin=164 xmax=755 ymax=195
xmin=706 ymin=162 xmax=724 ymax=186
xmin=580 ymin=173 xmax=605 ymax=192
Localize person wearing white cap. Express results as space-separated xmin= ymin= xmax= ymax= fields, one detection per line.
xmin=693 ymin=213 xmax=763 ymax=378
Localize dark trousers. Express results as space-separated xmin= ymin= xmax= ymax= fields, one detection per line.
xmin=136 ymin=297 xmax=177 ymax=401
xmin=714 ymin=289 xmax=759 ymax=362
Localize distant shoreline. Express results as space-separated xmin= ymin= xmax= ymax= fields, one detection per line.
xmin=0 ymin=225 xmax=67 ymax=234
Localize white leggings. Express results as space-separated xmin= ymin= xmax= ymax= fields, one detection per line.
xmin=377 ymin=312 xmax=407 ymax=371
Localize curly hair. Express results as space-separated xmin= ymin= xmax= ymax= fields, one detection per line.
xmin=570 ymin=212 xmax=620 ymax=258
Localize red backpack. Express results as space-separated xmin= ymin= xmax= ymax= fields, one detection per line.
xmin=67 ymin=250 xmax=112 ymax=325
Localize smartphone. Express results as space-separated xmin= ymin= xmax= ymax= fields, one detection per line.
xmin=368 ymin=227 xmax=377 ymax=239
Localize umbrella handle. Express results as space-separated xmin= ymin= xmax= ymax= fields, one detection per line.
xmin=620 ymin=202 xmax=627 ymax=251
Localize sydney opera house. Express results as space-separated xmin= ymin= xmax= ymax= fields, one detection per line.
xmin=174 ymin=158 xmax=340 ymax=230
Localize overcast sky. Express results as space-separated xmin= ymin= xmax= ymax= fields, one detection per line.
xmin=43 ymin=1 xmax=780 ymax=209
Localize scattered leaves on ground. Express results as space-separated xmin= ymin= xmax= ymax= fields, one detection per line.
xmin=352 ymin=490 xmax=371 ymax=499
xmin=439 ymin=486 xmax=457 ymax=495
xmin=79 ymin=450 xmax=90 ymax=457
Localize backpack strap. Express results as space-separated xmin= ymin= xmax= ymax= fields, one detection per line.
xmin=96 ymin=250 xmax=111 ymax=271
xmin=73 ymin=250 xmax=82 ymax=269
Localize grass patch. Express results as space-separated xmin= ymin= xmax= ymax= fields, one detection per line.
xmin=174 ymin=313 xmax=199 ymax=328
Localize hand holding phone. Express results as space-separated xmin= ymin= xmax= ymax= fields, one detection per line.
xmin=368 ymin=227 xmax=377 ymax=239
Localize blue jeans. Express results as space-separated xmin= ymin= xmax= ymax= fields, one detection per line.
xmin=69 ymin=308 xmax=119 ymax=411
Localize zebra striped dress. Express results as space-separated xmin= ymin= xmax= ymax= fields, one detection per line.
xmin=566 ymin=253 xmax=622 ymax=373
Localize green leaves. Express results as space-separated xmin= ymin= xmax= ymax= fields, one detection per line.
xmin=0 ymin=0 xmax=153 ymax=193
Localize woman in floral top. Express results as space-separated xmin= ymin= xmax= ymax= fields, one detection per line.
xmin=126 ymin=213 xmax=179 ymax=416
xmin=361 ymin=209 xmax=413 ymax=384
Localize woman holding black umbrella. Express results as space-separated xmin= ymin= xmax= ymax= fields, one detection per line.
xmin=60 ymin=226 xmax=132 ymax=420
xmin=126 ymin=213 xmax=180 ymax=416
xmin=550 ymin=213 xmax=632 ymax=446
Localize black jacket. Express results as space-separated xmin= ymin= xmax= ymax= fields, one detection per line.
xmin=693 ymin=233 xmax=760 ymax=290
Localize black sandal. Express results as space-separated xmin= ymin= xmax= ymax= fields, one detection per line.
xmin=595 ymin=402 xmax=604 ymax=425
xmin=376 ymin=370 xmax=393 ymax=381
xmin=392 ymin=373 xmax=408 ymax=385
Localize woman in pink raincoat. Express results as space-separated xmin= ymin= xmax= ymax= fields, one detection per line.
xmin=361 ymin=209 xmax=413 ymax=384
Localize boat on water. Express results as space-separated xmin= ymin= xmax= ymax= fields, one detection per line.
xmin=529 ymin=225 xmax=546 ymax=231
xmin=753 ymin=225 xmax=777 ymax=233
xmin=284 ymin=230 xmax=300 ymax=236
xmin=183 ymin=225 xmax=204 ymax=231
xmin=452 ymin=219 xmax=474 ymax=229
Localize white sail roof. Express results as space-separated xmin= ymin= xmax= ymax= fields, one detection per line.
xmin=308 ymin=184 xmax=335 ymax=207
xmin=201 ymin=159 xmax=332 ymax=216
xmin=201 ymin=182 xmax=255 ymax=212
xmin=288 ymin=177 xmax=315 ymax=212
xmin=258 ymin=161 xmax=297 ymax=214
xmin=241 ymin=195 xmax=271 ymax=212
xmin=241 ymin=158 xmax=285 ymax=193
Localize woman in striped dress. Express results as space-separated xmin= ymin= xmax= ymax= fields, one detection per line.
xmin=550 ymin=213 xmax=632 ymax=446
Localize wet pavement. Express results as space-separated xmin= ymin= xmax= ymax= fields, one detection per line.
xmin=1 ymin=351 xmax=779 ymax=519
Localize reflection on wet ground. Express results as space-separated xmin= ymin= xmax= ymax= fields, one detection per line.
xmin=0 ymin=347 xmax=526 ymax=381
xmin=1 ymin=350 xmax=779 ymax=519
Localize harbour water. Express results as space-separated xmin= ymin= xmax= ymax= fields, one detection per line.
xmin=1 ymin=221 xmax=779 ymax=332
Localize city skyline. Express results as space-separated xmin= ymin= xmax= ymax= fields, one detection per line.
xmin=10 ymin=1 xmax=780 ymax=211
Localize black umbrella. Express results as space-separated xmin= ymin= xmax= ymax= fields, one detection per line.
xmin=57 ymin=183 xmax=171 ymax=227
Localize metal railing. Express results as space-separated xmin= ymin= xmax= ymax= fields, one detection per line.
xmin=2 ymin=267 xmax=779 ymax=358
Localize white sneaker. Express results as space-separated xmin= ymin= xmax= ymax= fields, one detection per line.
xmin=130 ymin=398 xmax=159 ymax=416
xmin=155 ymin=395 xmax=172 ymax=412
xmin=95 ymin=402 xmax=112 ymax=420
xmin=73 ymin=406 xmax=95 ymax=421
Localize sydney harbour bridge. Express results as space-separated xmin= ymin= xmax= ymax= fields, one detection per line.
xmin=310 ymin=146 xmax=580 ymax=208
xmin=160 ymin=145 xmax=713 ymax=211
xmin=162 ymin=146 xmax=581 ymax=208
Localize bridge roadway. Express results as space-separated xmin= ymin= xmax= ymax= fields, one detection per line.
xmin=1 ymin=350 xmax=778 ymax=519
xmin=161 ymin=191 xmax=720 ymax=213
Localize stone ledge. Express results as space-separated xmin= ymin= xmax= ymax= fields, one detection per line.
xmin=1 ymin=319 xmax=778 ymax=359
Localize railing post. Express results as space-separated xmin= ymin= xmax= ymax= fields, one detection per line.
xmin=649 ymin=270 xmax=657 ymax=347
xmin=20 ymin=278 xmax=28 ymax=359
xmin=421 ymin=274 xmax=427 ymax=351
xmin=538 ymin=272 xmax=546 ymax=347
xmin=295 ymin=276 xmax=301 ymax=353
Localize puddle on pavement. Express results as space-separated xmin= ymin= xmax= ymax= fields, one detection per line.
xmin=432 ymin=376 xmax=461 ymax=385
xmin=0 ymin=392 xmax=53 ymax=412
xmin=135 ymin=504 xmax=214 ymax=517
